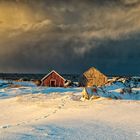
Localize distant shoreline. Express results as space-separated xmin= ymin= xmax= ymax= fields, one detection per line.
xmin=0 ymin=73 xmax=80 ymax=82
xmin=0 ymin=73 xmax=139 ymax=80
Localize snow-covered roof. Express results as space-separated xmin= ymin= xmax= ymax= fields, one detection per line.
xmin=41 ymin=70 xmax=66 ymax=81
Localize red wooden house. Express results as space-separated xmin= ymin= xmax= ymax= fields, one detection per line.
xmin=41 ymin=70 xmax=66 ymax=87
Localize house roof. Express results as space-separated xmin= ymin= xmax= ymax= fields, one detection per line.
xmin=41 ymin=70 xmax=66 ymax=81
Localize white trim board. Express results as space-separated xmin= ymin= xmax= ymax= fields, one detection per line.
xmin=41 ymin=70 xmax=66 ymax=82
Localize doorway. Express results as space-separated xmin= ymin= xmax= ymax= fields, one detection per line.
xmin=50 ymin=79 xmax=56 ymax=87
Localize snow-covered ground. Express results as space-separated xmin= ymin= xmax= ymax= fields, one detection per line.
xmin=0 ymin=79 xmax=140 ymax=140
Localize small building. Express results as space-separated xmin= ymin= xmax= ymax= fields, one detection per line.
xmin=79 ymin=67 xmax=107 ymax=87
xmin=41 ymin=70 xmax=66 ymax=87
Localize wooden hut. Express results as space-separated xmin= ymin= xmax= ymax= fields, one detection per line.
xmin=79 ymin=67 xmax=107 ymax=87
xmin=41 ymin=70 xmax=66 ymax=87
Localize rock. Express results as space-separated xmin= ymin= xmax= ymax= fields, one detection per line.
xmin=81 ymin=87 xmax=99 ymax=100
xmin=82 ymin=88 xmax=90 ymax=100
xmin=33 ymin=80 xmax=41 ymax=86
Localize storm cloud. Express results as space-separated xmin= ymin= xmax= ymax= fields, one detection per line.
xmin=0 ymin=0 xmax=140 ymax=75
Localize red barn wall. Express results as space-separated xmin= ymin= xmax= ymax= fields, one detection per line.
xmin=42 ymin=72 xmax=65 ymax=87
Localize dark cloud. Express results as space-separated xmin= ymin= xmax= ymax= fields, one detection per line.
xmin=0 ymin=0 xmax=140 ymax=75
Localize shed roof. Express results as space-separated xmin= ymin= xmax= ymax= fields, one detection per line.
xmin=41 ymin=70 xmax=66 ymax=81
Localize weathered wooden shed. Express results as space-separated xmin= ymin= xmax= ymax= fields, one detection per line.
xmin=79 ymin=67 xmax=107 ymax=87
xmin=41 ymin=70 xmax=66 ymax=87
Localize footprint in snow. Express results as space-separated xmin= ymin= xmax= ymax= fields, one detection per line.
xmin=16 ymin=123 xmax=20 ymax=126
xmin=0 ymin=125 xmax=11 ymax=129
xmin=53 ymin=110 xmax=57 ymax=114
xmin=44 ymin=115 xmax=50 ymax=118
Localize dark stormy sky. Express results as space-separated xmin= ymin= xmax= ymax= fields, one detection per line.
xmin=0 ymin=0 xmax=140 ymax=75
